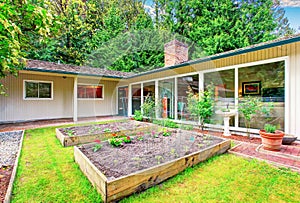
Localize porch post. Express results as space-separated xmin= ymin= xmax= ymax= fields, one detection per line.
xmin=155 ymin=80 xmax=159 ymax=119
xmin=73 ymin=76 xmax=78 ymax=122
xmin=174 ymin=77 xmax=178 ymax=120
xmin=128 ymin=84 xmax=132 ymax=116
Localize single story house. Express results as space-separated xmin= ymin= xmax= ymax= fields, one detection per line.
xmin=1 ymin=34 xmax=300 ymax=138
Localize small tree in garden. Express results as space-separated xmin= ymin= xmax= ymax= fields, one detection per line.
xmin=141 ymin=95 xmax=156 ymax=121
xmin=238 ymin=96 xmax=273 ymax=139
xmin=187 ymin=86 xmax=214 ymax=131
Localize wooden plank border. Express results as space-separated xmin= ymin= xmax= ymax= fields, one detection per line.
xmin=74 ymin=138 xmax=231 ymax=202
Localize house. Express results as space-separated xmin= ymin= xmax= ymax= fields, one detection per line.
xmin=1 ymin=34 xmax=300 ymax=138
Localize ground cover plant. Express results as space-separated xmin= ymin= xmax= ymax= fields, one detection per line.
xmin=11 ymin=122 xmax=300 ymax=202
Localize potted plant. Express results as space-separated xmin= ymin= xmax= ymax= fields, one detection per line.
xmin=259 ymin=124 xmax=284 ymax=151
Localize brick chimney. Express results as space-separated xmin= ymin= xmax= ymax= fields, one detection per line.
xmin=164 ymin=39 xmax=188 ymax=67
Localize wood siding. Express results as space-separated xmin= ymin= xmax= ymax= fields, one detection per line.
xmin=0 ymin=73 xmax=73 ymax=122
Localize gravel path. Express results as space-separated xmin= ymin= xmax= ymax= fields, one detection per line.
xmin=0 ymin=131 xmax=23 ymax=168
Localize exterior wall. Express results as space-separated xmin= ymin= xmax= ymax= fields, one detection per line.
xmin=0 ymin=73 xmax=74 ymax=122
xmin=127 ymin=42 xmax=300 ymax=137
xmin=77 ymin=78 xmax=119 ymax=117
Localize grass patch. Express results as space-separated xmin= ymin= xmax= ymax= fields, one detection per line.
xmin=11 ymin=121 xmax=300 ymax=202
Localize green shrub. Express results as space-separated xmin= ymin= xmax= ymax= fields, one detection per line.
xmin=264 ymin=124 xmax=276 ymax=133
xmin=133 ymin=110 xmax=143 ymax=121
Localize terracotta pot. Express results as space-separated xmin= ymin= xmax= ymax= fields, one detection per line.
xmin=259 ymin=129 xmax=284 ymax=151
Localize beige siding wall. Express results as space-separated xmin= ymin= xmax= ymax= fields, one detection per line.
xmin=77 ymin=78 xmax=119 ymax=117
xmin=0 ymin=73 xmax=73 ymax=122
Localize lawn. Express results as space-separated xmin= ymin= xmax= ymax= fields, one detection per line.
xmin=11 ymin=123 xmax=300 ymax=202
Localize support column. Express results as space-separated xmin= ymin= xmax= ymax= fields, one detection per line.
xmin=174 ymin=77 xmax=178 ymax=120
xmin=155 ymin=80 xmax=159 ymax=119
xmin=128 ymin=84 xmax=132 ymax=116
xmin=73 ymin=76 xmax=78 ymax=122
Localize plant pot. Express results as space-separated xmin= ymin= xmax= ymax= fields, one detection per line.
xmin=259 ymin=129 xmax=284 ymax=151
xmin=282 ymin=136 xmax=297 ymax=145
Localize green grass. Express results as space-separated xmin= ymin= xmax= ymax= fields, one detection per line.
xmin=11 ymin=122 xmax=300 ymax=202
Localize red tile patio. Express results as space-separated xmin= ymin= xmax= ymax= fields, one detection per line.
xmin=229 ymin=141 xmax=300 ymax=172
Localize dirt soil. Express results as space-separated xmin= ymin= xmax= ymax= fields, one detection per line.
xmin=0 ymin=166 xmax=12 ymax=203
xmin=79 ymin=129 xmax=225 ymax=180
xmin=59 ymin=120 xmax=151 ymax=136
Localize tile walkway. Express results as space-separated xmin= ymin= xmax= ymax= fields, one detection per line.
xmin=229 ymin=141 xmax=300 ymax=172
xmin=0 ymin=116 xmax=127 ymax=132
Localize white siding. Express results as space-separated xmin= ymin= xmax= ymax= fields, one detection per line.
xmin=77 ymin=78 xmax=118 ymax=117
xmin=0 ymin=73 xmax=73 ymax=122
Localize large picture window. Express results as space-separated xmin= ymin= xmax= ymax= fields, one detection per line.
xmin=24 ymin=80 xmax=53 ymax=99
xmin=78 ymin=84 xmax=104 ymax=99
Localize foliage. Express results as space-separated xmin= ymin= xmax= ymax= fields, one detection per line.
xmin=0 ymin=0 xmax=52 ymax=94
xmin=160 ymin=128 xmax=171 ymax=136
xmin=103 ymin=128 xmax=112 ymax=133
xmin=141 ymin=95 xmax=156 ymax=119
xmin=108 ymin=137 xmax=124 ymax=147
xmin=133 ymin=110 xmax=143 ymax=121
xmin=92 ymin=140 xmax=102 ymax=152
xmin=264 ymin=124 xmax=277 ymax=133
xmin=238 ymin=96 xmax=273 ymax=138
xmin=65 ymin=129 xmax=75 ymax=136
xmin=187 ymin=86 xmax=214 ymax=131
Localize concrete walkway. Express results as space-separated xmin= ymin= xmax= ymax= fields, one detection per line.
xmin=0 ymin=116 xmax=127 ymax=132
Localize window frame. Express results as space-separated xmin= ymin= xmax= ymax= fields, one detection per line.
xmin=77 ymin=83 xmax=104 ymax=100
xmin=23 ymin=80 xmax=54 ymax=100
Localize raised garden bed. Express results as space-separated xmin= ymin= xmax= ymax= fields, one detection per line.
xmin=56 ymin=120 xmax=154 ymax=147
xmin=74 ymin=129 xmax=231 ymax=202
xmin=0 ymin=131 xmax=24 ymax=203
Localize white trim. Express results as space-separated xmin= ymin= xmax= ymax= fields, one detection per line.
xmin=77 ymin=83 xmax=104 ymax=100
xmin=284 ymin=57 xmax=290 ymax=134
xmin=155 ymin=80 xmax=159 ymax=118
xmin=201 ymin=56 xmax=288 ymax=74
xmin=174 ymin=77 xmax=178 ymax=120
xmin=128 ymin=84 xmax=132 ymax=116
xmin=234 ymin=67 xmax=239 ymax=128
xmin=73 ymin=77 xmax=78 ymax=122
xmin=23 ymin=80 xmax=53 ymax=100
xmin=141 ymin=83 xmax=144 ymax=114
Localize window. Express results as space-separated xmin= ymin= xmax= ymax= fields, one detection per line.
xmin=78 ymin=84 xmax=104 ymax=99
xmin=24 ymin=80 xmax=53 ymax=99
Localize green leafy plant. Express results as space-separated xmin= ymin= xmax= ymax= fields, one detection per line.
xmin=238 ymin=96 xmax=273 ymax=138
xmin=103 ymin=128 xmax=112 ymax=133
xmin=264 ymin=124 xmax=277 ymax=133
xmin=141 ymin=95 xmax=156 ymax=120
xmin=108 ymin=137 xmax=123 ymax=147
xmin=92 ymin=140 xmax=102 ymax=152
xmin=123 ymin=136 xmax=132 ymax=143
xmin=163 ymin=119 xmax=179 ymax=128
xmin=133 ymin=110 xmax=143 ymax=121
xmin=155 ymin=155 xmax=164 ymax=164
xmin=187 ymin=85 xmax=214 ymax=131
xmin=65 ymin=129 xmax=75 ymax=136
xmin=161 ymin=128 xmax=171 ymax=136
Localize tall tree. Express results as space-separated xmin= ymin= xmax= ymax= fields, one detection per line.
xmin=0 ymin=0 xmax=52 ymax=94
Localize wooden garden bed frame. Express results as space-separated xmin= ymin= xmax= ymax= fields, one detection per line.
xmin=74 ymin=138 xmax=231 ymax=202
